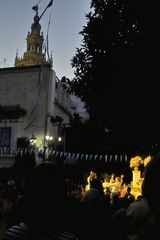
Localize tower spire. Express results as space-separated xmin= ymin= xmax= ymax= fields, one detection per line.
xmin=15 ymin=11 xmax=45 ymax=67
xmin=15 ymin=2 xmax=53 ymax=68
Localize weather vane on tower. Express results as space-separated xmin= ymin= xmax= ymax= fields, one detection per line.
xmin=32 ymin=4 xmax=39 ymax=15
xmin=32 ymin=0 xmax=53 ymax=21
xmin=32 ymin=0 xmax=42 ymax=15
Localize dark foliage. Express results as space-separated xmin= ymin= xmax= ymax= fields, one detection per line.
xmin=70 ymin=0 xmax=160 ymax=153
xmin=66 ymin=120 xmax=109 ymax=154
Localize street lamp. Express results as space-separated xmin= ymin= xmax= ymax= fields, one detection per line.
xmin=45 ymin=135 xmax=63 ymax=149
xmin=58 ymin=137 xmax=62 ymax=142
xmin=29 ymin=134 xmax=37 ymax=146
xmin=45 ymin=135 xmax=53 ymax=141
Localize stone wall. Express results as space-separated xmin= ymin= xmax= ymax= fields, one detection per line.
xmin=0 ymin=64 xmax=56 ymax=149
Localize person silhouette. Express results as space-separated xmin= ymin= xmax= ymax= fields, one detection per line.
xmin=111 ymin=153 xmax=160 ymax=240
xmin=4 ymin=161 xmax=79 ymax=240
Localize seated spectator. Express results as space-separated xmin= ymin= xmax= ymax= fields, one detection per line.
xmin=110 ymin=153 xmax=160 ymax=240
xmin=136 ymin=195 xmax=143 ymax=201
xmin=0 ymin=189 xmax=17 ymax=239
xmin=123 ymin=186 xmax=135 ymax=206
xmin=79 ymin=178 xmax=106 ymax=240
xmin=4 ymin=161 xmax=79 ymax=240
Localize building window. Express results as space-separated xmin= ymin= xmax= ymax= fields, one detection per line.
xmin=37 ymin=44 xmax=40 ymax=53
xmin=28 ymin=44 xmax=31 ymax=51
xmin=0 ymin=127 xmax=11 ymax=147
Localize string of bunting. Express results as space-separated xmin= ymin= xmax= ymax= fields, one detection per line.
xmin=0 ymin=147 xmax=129 ymax=164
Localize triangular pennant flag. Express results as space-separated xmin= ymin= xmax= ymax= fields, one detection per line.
xmin=11 ymin=149 xmax=15 ymax=155
xmin=31 ymin=149 xmax=34 ymax=155
xmin=55 ymin=151 xmax=59 ymax=157
xmin=86 ymin=154 xmax=89 ymax=160
xmin=45 ymin=148 xmax=49 ymax=159
xmin=76 ymin=153 xmax=80 ymax=160
xmin=110 ymin=155 xmax=112 ymax=162
xmin=17 ymin=148 xmax=21 ymax=154
xmin=94 ymin=155 xmax=98 ymax=160
xmin=99 ymin=155 xmax=103 ymax=161
xmin=20 ymin=150 xmax=23 ymax=156
xmin=115 ymin=155 xmax=118 ymax=161
xmin=38 ymin=148 xmax=43 ymax=152
xmin=80 ymin=154 xmax=84 ymax=159
xmin=68 ymin=152 xmax=71 ymax=159
xmin=89 ymin=154 xmax=92 ymax=160
xmin=72 ymin=153 xmax=75 ymax=160
xmin=125 ymin=154 xmax=128 ymax=162
xmin=59 ymin=152 xmax=63 ymax=158
xmin=105 ymin=155 xmax=108 ymax=162
xmin=48 ymin=149 xmax=52 ymax=156
xmin=34 ymin=147 xmax=38 ymax=155
xmin=120 ymin=155 xmax=123 ymax=162
xmin=4 ymin=147 xmax=7 ymax=154
xmin=64 ymin=152 xmax=67 ymax=157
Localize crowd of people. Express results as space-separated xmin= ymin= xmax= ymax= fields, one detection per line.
xmin=0 ymin=152 xmax=160 ymax=239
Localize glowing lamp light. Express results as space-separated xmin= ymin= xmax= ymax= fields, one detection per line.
xmin=45 ymin=135 xmax=50 ymax=140
xmin=29 ymin=135 xmax=37 ymax=145
xmin=46 ymin=135 xmax=54 ymax=141
xmin=58 ymin=137 xmax=62 ymax=142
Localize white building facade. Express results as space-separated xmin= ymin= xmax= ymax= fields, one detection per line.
xmin=0 ymin=64 xmax=56 ymax=150
xmin=0 ymin=11 xmax=89 ymax=167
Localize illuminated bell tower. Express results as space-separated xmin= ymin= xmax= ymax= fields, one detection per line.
xmin=15 ymin=12 xmax=45 ymax=67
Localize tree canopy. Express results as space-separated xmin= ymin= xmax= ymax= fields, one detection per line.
xmin=70 ymin=0 xmax=160 ymax=154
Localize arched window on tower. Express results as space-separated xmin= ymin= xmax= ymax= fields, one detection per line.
xmin=37 ymin=44 xmax=40 ymax=53
xmin=28 ymin=44 xmax=32 ymax=51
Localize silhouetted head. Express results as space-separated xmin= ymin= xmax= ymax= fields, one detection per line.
xmin=24 ymin=161 xmax=66 ymax=233
xmin=127 ymin=186 xmax=131 ymax=193
xmin=142 ymin=152 xmax=160 ymax=219
xmin=90 ymin=178 xmax=104 ymax=195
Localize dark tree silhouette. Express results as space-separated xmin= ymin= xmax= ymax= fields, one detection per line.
xmin=70 ymin=0 xmax=160 ymax=154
